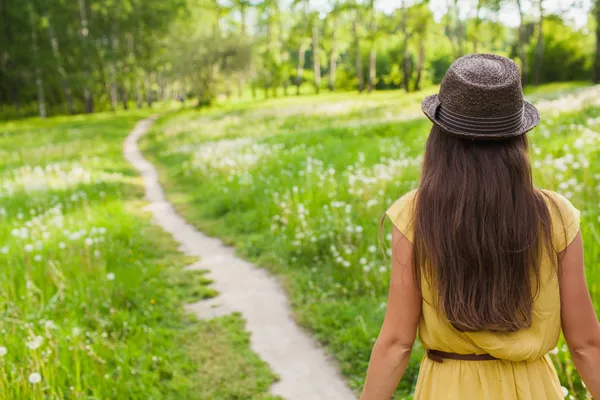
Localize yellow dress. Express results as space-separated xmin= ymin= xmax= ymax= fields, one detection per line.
xmin=386 ymin=189 xmax=581 ymax=400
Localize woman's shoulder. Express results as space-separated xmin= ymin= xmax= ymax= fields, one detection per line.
xmin=538 ymin=189 xmax=580 ymax=218
xmin=385 ymin=189 xmax=418 ymax=242
xmin=538 ymin=189 xmax=581 ymax=252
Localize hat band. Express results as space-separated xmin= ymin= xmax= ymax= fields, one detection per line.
xmin=436 ymin=104 xmax=525 ymax=134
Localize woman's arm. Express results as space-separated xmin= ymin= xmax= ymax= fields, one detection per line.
xmin=559 ymin=232 xmax=600 ymax=398
xmin=360 ymin=226 xmax=422 ymax=400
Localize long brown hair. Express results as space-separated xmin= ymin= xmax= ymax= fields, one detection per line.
xmin=413 ymin=126 xmax=555 ymax=333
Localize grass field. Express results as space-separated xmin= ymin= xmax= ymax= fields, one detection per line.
xmin=141 ymin=83 xmax=600 ymax=399
xmin=0 ymin=112 xmax=278 ymax=399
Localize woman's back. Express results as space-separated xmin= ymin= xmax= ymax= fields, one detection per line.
xmin=386 ymin=189 xmax=580 ymax=399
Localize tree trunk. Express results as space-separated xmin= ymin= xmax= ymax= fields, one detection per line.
xmin=296 ymin=43 xmax=305 ymax=95
xmin=473 ymin=0 xmax=483 ymax=53
xmin=445 ymin=0 xmax=457 ymax=57
xmin=29 ymin=3 xmax=46 ymax=118
xmin=414 ymin=38 xmax=425 ymax=91
xmin=3 ymin=0 xmax=20 ymax=113
xmin=533 ymin=0 xmax=544 ymax=85
xmin=401 ymin=2 xmax=410 ymax=92
xmin=135 ymin=76 xmax=143 ymax=108
xmin=329 ymin=19 xmax=339 ymax=92
xmin=238 ymin=76 xmax=244 ymax=97
xmin=120 ymin=85 xmax=128 ymax=110
xmin=595 ymin=0 xmax=600 ymax=83
xmin=517 ymin=0 xmax=527 ymax=85
xmin=240 ymin=4 xmax=247 ymax=36
xmin=368 ymin=48 xmax=376 ymax=92
xmin=312 ymin=24 xmax=321 ymax=94
xmin=146 ymin=74 xmax=153 ymax=107
xmin=47 ymin=17 xmax=75 ymax=114
xmin=78 ymin=0 xmax=94 ymax=113
xmin=109 ymin=66 xmax=119 ymax=110
xmin=455 ymin=0 xmax=464 ymax=57
xmin=368 ymin=7 xmax=377 ymax=93
xmin=353 ymin=15 xmax=364 ymax=93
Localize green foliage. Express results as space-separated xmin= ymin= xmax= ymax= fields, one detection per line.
xmin=2 ymin=0 xmax=597 ymax=117
xmin=524 ymin=16 xmax=594 ymax=84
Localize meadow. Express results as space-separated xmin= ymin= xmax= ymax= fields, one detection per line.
xmin=0 ymin=112 xmax=279 ymax=399
xmin=142 ymin=82 xmax=600 ymax=399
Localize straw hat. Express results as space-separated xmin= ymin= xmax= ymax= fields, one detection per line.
xmin=422 ymin=54 xmax=540 ymax=140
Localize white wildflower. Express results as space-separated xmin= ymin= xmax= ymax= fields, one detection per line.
xmin=44 ymin=320 xmax=57 ymax=330
xmin=106 ymin=272 xmax=115 ymax=281
xmin=0 ymin=346 xmax=7 ymax=356
xmin=28 ymin=373 xmax=41 ymax=384
xmin=560 ymin=386 xmax=568 ymax=398
xmin=24 ymin=244 xmax=34 ymax=253
xmin=26 ymin=336 xmax=44 ymax=350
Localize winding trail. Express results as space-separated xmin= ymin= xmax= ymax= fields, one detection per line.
xmin=124 ymin=118 xmax=356 ymax=400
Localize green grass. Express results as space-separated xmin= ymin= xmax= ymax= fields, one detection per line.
xmin=0 ymin=111 xmax=278 ymax=399
xmin=141 ymin=81 xmax=600 ymax=399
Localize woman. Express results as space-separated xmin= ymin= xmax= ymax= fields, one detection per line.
xmin=360 ymin=54 xmax=600 ymax=399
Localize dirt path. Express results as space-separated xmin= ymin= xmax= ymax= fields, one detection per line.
xmin=124 ymin=118 xmax=356 ymax=400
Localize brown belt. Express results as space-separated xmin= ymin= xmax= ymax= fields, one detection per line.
xmin=427 ymin=349 xmax=499 ymax=363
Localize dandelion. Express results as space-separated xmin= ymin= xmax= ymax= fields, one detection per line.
xmin=0 ymin=346 xmax=7 ymax=356
xmin=84 ymin=238 xmax=93 ymax=246
xmin=44 ymin=320 xmax=57 ymax=330
xmin=368 ymin=245 xmax=377 ymax=253
xmin=28 ymin=373 xmax=41 ymax=384
xmin=106 ymin=272 xmax=115 ymax=281
xmin=359 ymin=257 xmax=367 ymax=265
xmin=24 ymin=244 xmax=34 ymax=253
xmin=26 ymin=336 xmax=44 ymax=350
xmin=58 ymin=242 xmax=66 ymax=249
xmin=33 ymin=255 xmax=42 ymax=262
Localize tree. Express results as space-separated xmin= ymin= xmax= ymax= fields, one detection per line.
xmin=311 ymin=12 xmax=322 ymax=93
xmin=516 ymin=0 xmax=528 ymax=84
xmin=351 ymin=1 xmax=365 ymax=92
xmin=28 ymin=1 xmax=46 ymax=118
xmin=292 ymin=0 xmax=310 ymax=95
xmin=533 ymin=0 xmax=545 ymax=85
xmin=594 ymin=0 xmax=600 ymax=83
xmin=326 ymin=2 xmax=343 ymax=91
xmin=367 ymin=0 xmax=377 ymax=92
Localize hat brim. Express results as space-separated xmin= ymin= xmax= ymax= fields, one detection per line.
xmin=421 ymin=94 xmax=540 ymax=140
